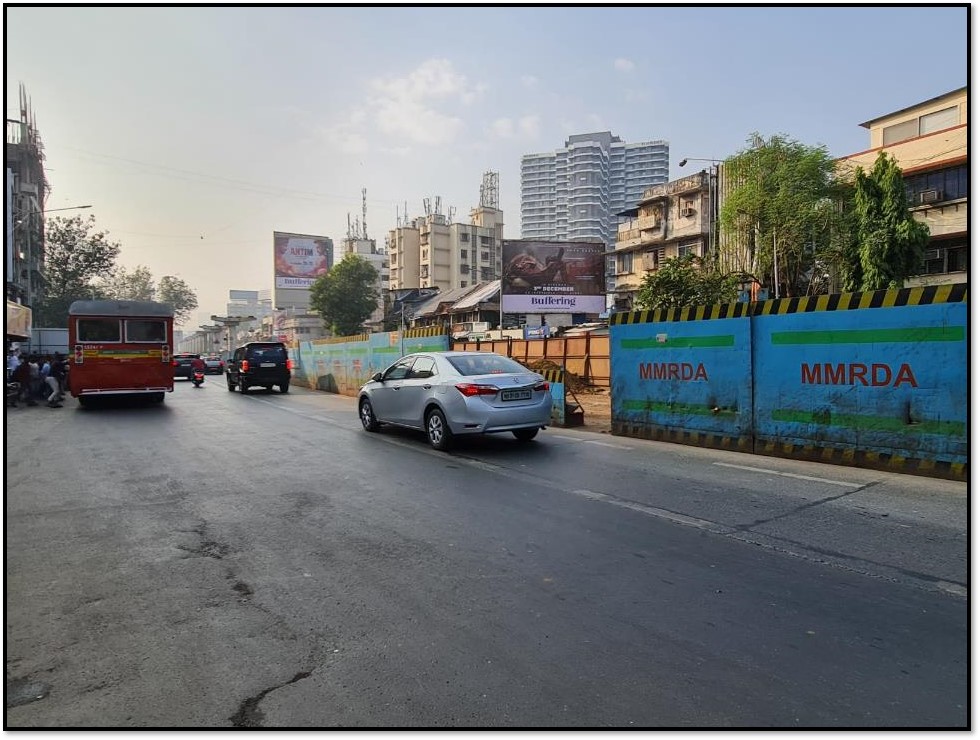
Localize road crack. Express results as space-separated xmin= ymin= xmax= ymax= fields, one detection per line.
xmin=230 ymin=671 xmax=312 ymax=727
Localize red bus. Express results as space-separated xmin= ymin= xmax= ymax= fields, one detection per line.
xmin=68 ymin=300 xmax=175 ymax=406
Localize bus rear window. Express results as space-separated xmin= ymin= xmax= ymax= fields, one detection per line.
xmin=126 ymin=319 xmax=168 ymax=342
xmin=77 ymin=318 xmax=121 ymax=342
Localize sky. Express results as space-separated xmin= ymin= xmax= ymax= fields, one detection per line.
xmin=5 ymin=5 xmax=969 ymax=329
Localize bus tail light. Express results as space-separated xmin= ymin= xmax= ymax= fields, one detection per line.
xmin=74 ymin=344 xmax=84 ymax=364
xmin=241 ymin=360 xmax=249 ymax=372
xmin=162 ymin=344 xmax=171 ymax=363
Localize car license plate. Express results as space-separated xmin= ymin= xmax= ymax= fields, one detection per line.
xmin=260 ymin=362 xmax=276 ymax=368
xmin=501 ymin=389 xmax=531 ymax=401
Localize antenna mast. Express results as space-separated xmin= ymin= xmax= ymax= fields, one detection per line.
xmin=361 ymin=187 xmax=368 ymax=239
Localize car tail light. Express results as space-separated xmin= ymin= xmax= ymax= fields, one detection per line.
xmin=533 ymin=381 xmax=550 ymax=392
xmin=172 ymin=359 xmax=178 ymax=367
xmin=74 ymin=344 xmax=84 ymax=364
xmin=241 ymin=360 xmax=249 ymax=372
xmin=287 ymin=358 xmax=294 ymax=370
xmin=455 ymin=383 xmax=499 ymax=397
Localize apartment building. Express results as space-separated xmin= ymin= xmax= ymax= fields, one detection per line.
xmin=520 ymin=132 xmax=669 ymax=250
xmin=5 ymin=86 xmax=47 ymax=310
xmin=610 ymin=169 xmax=716 ymax=310
xmin=386 ymin=203 xmax=504 ymax=293
xmin=839 ymin=87 xmax=967 ymax=286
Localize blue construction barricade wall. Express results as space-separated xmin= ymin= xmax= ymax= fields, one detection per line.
xmin=292 ymin=327 xmax=450 ymax=396
xmin=609 ymin=284 xmax=967 ymax=481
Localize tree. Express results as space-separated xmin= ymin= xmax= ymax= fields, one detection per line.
xmin=634 ymin=254 xmax=743 ymax=310
xmin=94 ymin=266 xmax=199 ymax=325
xmin=35 ymin=214 xmax=121 ymax=327
xmin=95 ymin=265 xmax=157 ymax=301
xmin=158 ymin=276 xmax=199 ymax=326
xmin=844 ymin=151 xmax=930 ymax=291
xmin=719 ymin=133 xmax=849 ymax=297
xmin=308 ymin=254 xmax=379 ymax=336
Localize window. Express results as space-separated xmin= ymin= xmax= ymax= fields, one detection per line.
xmin=481 ymin=251 xmax=490 ymax=262
xmin=883 ymin=105 xmax=959 ymax=145
xmin=461 ymin=249 xmax=468 ymax=260
xmin=460 ymin=232 xmax=469 ymax=242
xmin=904 ymin=164 xmax=967 ymax=204
xmin=460 ymin=264 xmax=470 ymax=274
xmin=617 ymin=252 xmax=634 ymax=274
xmin=480 ymin=236 xmax=492 ymax=246
xmin=409 ymin=356 xmax=437 ymax=379
xmin=384 ymin=357 xmax=415 ymax=381
xmin=125 ymin=319 xmax=167 ymax=342
xmin=678 ymin=242 xmax=699 ymax=258
xmin=77 ymin=318 xmax=120 ymax=342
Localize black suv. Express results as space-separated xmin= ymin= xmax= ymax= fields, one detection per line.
xmin=226 ymin=342 xmax=291 ymax=394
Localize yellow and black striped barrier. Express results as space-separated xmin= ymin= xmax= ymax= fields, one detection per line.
xmin=611 ymin=283 xmax=967 ymax=324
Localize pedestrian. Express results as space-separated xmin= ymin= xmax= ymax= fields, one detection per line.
xmin=7 ymin=347 xmax=21 ymax=380
xmin=48 ymin=353 xmax=67 ymax=407
xmin=42 ymin=355 xmax=62 ymax=408
xmin=12 ymin=354 xmax=36 ymax=406
xmin=27 ymin=354 xmax=41 ymax=403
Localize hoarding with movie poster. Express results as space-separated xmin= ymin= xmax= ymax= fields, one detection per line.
xmin=500 ymin=239 xmax=606 ymax=314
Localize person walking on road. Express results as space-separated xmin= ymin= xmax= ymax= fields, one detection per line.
xmin=41 ymin=355 xmax=63 ymax=408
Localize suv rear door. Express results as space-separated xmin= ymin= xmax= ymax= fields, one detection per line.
xmin=245 ymin=344 xmax=288 ymax=384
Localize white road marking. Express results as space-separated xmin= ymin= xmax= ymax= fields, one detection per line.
xmin=712 ymin=462 xmax=862 ymax=488
xmin=552 ymin=434 xmax=632 ymax=450
xmin=573 ymin=490 xmax=725 ymax=532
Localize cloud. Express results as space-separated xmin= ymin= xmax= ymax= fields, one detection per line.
xmin=489 ymin=114 xmax=541 ymax=140
xmin=521 ymin=75 xmax=539 ymax=88
xmin=614 ymin=57 xmax=635 ymax=73
xmin=322 ymin=58 xmax=485 ymax=153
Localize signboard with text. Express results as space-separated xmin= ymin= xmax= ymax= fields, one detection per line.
xmin=274 ymin=231 xmax=332 ymax=289
xmin=501 ymin=240 xmax=606 ymax=314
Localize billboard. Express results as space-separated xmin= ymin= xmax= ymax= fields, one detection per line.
xmin=501 ymin=240 xmax=606 ymax=314
xmin=274 ymin=232 xmax=332 ymax=289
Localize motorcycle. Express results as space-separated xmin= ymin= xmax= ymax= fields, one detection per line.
xmin=192 ymin=369 xmax=205 ymax=388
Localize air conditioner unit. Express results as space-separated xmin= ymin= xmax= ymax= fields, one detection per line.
xmin=919 ymin=189 xmax=943 ymax=204
xmin=680 ymin=207 xmax=696 ymax=217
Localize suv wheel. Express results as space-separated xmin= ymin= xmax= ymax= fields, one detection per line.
xmin=279 ymin=382 xmax=289 ymax=394
xmin=239 ymin=378 xmax=249 ymax=394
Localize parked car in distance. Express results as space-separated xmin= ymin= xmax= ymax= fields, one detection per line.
xmin=203 ymin=354 xmax=225 ymax=375
xmin=357 ymin=351 xmax=551 ymax=451
xmin=172 ymin=352 xmax=199 ymax=380
xmin=226 ymin=342 xmax=291 ymax=394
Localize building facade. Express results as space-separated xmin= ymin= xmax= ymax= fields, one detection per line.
xmin=610 ymin=170 xmax=717 ymax=310
xmin=520 ymin=132 xmax=669 ymax=251
xmin=340 ymin=233 xmax=389 ymax=331
xmin=839 ymin=87 xmax=967 ymax=287
xmin=5 ymin=86 xmax=48 ymax=310
xmin=386 ymin=204 xmax=503 ymax=293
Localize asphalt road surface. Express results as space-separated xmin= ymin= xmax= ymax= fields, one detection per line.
xmin=5 ymin=380 xmax=968 ymax=728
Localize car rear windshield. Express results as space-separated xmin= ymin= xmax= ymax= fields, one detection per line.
xmin=247 ymin=346 xmax=287 ymax=362
xmin=448 ymin=354 xmax=529 ymax=376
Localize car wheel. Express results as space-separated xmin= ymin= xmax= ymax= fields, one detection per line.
xmin=359 ymin=397 xmax=381 ymax=432
xmin=426 ymin=408 xmax=453 ymax=451
xmin=512 ymin=428 xmax=539 ymax=442
xmin=279 ymin=382 xmax=289 ymax=394
xmin=239 ymin=378 xmax=249 ymax=394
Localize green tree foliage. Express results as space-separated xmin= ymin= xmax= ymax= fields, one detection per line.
xmin=719 ymin=133 xmax=849 ymax=297
xmin=846 ymin=151 xmax=930 ymax=291
xmin=93 ymin=266 xmax=199 ymax=325
xmin=95 ymin=265 xmax=157 ymax=301
xmin=635 ymin=254 xmax=742 ymax=310
xmin=158 ymin=275 xmax=199 ymax=326
xmin=308 ymin=254 xmax=379 ymax=336
xmin=35 ymin=215 xmax=120 ymax=327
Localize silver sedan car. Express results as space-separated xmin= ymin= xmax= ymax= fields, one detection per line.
xmin=358 ymin=351 xmax=552 ymax=450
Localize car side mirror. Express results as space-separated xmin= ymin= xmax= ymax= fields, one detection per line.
xmin=372 ymin=372 xmax=384 ymax=382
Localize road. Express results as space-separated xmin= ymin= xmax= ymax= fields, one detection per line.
xmin=5 ymin=380 xmax=968 ymax=728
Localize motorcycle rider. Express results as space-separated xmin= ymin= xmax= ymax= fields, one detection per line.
xmin=190 ymin=354 xmax=207 ymax=382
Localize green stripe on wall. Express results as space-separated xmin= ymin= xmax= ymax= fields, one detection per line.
xmin=622 ymin=399 xmax=738 ymax=417
xmin=621 ymin=335 xmax=735 ymax=349
xmin=772 ymin=409 xmax=965 ymax=436
xmin=771 ymin=326 xmax=964 ymax=345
